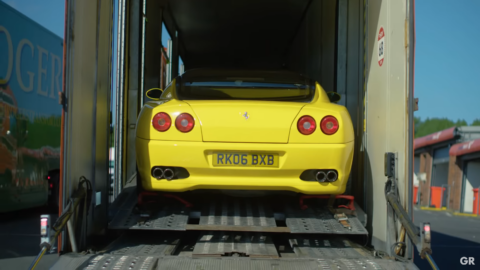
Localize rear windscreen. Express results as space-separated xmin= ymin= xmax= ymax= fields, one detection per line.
xmin=176 ymin=74 xmax=315 ymax=102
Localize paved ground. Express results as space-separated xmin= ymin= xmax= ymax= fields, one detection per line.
xmin=0 ymin=207 xmax=59 ymax=270
xmin=413 ymin=207 xmax=480 ymax=269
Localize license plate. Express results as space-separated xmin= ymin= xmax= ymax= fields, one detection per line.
xmin=213 ymin=152 xmax=279 ymax=167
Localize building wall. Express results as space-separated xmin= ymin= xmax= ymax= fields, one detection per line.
xmin=447 ymin=155 xmax=463 ymax=211
xmin=414 ymin=155 xmax=420 ymax=175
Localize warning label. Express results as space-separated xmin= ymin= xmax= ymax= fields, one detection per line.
xmin=378 ymin=27 xmax=385 ymax=67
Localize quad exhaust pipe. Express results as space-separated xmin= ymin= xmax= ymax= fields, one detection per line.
xmin=151 ymin=167 xmax=183 ymax=180
xmin=316 ymin=171 xmax=327 ymax=182
xmin=152 ymin=167 xmax=164 ymax=179
xmin=326 ymin=170 xmax=338 ymax=182
xmin=315 ymin=170 xmax=338 ymax=182
xmin=163 ymin=168 xmax=175 ymax=180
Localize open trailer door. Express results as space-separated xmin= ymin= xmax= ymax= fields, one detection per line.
xmin=60 ymin=0 xmax=114 ymax=251
xmin=364 ymin=0 xmax=416 ymax=256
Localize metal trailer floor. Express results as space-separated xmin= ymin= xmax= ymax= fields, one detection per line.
xmin=50 ymin=186 xmax=419 ymax=270
xmin=51 ymin=231 xmax=418 ymax=270
xmin=108 ymin=187 xmax=368 ymax=235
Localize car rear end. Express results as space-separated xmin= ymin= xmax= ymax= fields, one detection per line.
xmin=135 ymin=69 xmax=354 ymax=194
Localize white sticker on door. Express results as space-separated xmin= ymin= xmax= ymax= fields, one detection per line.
xmin=378 ymin=27 xmax=385 ymax=67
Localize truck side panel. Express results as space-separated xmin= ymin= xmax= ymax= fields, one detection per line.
xmin=0 ymin=2 xmax=62 ymax=212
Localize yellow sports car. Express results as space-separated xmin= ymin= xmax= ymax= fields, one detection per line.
xmin=135 ymin=69 xmax=354 ymax=195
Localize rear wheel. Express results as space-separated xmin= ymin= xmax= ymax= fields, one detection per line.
xmin=136 ymin=166 xmax=144 ymax=195
xmin=48 ymin=171 xmax=60 ymax=213
xmin=0 ymin=170 xmax=13 ymax=187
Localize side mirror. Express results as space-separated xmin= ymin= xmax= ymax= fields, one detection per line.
xmin=146 ymin=88 xmax=163 ymax=100
xmin=326 ymin=92 xmax=341 ymax=103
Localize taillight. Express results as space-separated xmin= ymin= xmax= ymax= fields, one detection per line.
xmin=152 ymin=112 xmax=171 ymax=132
xmin=49 ymin=183 xmax=53 ymax=189
xmin=320 ymin=116 xmax=339 ymax=135
xmin=175 ymin=113 xmax=195 ymax=133
xmin=297 ymin=116 xmax=316 ymax=135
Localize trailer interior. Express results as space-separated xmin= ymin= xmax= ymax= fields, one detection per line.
xmin=50 ymin=0 xmax=419 ymax=269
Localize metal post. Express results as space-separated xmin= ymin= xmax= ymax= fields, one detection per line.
xmin=166 ymin=39 xmax=172 ymax=84
xmin=66 ymin=219 xmax=78 ymax=252
xmin=114 ymin=0 xmax=126 ymax=199
xmin=475 ymin=186 xmax=480 ymax=215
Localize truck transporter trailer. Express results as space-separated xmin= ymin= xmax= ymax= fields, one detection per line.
xmin=30 ymin=0 xmax=438 ymax=269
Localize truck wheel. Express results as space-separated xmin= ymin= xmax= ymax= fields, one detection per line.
xmin=49 ymin=173 xmax=60 ymax=213
xmin=0 ymin=170 xmax=12 ymax=187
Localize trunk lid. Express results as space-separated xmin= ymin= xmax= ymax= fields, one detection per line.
xmin=185 ymin=100 xmax=305 ymax=143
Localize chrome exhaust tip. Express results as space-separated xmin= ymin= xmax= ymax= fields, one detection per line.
xmin=164 ymin=168 xmax=174 ymax=180
xmin=326 ymin=170 xmax=338 ymax=182
xmin=152 ymin=167 xmax=164 ymax=179
xmin=316 ymin=171 xmax=327 ymax=182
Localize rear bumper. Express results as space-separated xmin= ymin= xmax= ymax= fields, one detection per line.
xmin=136 ymin=138 xmax=354 ymax=194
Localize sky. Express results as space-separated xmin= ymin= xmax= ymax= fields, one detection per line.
xmin=2 ymin=0 xmax=479 ymax=124
xmin=415 ymin=0 xmax=480 ymax=124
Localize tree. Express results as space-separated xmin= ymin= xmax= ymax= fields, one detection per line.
xmin=414 ymin=116 xmax=423 ymax=138
xmin=415 ymin=117 xmax=456 ymax=138
xmin=110 ymin=125 xmax=115 ymax=147
xmin=455 ymin=119 xmax=468 ymax=126
xmin=471 ymin=119 xmax=480 ymax=126
xmin=414 ymin=117 xmax=479 ymax=138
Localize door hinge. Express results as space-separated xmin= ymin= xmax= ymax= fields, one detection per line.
xmin=59 ymin=91 xmax=67 ymax=108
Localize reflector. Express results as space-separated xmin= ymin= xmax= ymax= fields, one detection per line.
xmin=320 ymin=116 xmax=339 ymax=135
xmin=176 ymin=113 xmax=195 ymax=132
xmin=297 ymin=116 xmax=316 ymax=135
xmin=152 ymin=112 xmax=172 ymax=132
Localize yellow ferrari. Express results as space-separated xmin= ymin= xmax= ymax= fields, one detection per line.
xmin=135 ymin=69 xmax=354 ymax=195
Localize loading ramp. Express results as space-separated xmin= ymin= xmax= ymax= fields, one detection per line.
xmin=51 ymin=230 xmax=418 ymax=270
xmin=108 ymin=186 xmax=368 ymax=236
xmin=48 ymin=181 xmax=418 ymax=270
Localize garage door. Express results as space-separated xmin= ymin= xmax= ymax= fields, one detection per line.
xmin=431 ymin=146 xmax=450 ymax=207
xmin=462 ymin=159 xmax=480 ymax=213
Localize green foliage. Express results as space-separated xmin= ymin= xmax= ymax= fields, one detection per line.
xmin=110 ymin=126 xmax=115 ymax=147
xmin=472 ymin=119 xmax=480 ymax=126
xmin=24 ymin=115 xmax=62 ymax=149
xmin=415 ymin=117 xmax=480 ymax=138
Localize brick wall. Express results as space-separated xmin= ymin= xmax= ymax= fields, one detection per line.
xmin=448 ymin=155 xmax=463 ymax=211
xmin=419 ymin=151 xmax=433 ymax=206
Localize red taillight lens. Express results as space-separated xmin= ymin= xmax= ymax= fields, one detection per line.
xmin=175 ymin=113 xmax=195 ymax=133
xmin=297 ymin=116 xmax=316 ymax=135
xmin=320 ymin=116 xmax=339 ymax=135
xmin=152 ymin=112 xmax=171 ymax=132
xmin=49 ymin=183 xmax=53 ymax=189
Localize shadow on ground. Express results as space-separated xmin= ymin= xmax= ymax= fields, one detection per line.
xmin=0 ymin=206 xmax=59 ymax=269
xmin=414 ymin=231 xmax=480 ymax=269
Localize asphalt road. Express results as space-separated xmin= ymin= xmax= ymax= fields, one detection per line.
xmin=413 ymin=207 xmax=480 ymax=269
xmin=0 ymin=206 xmax=59 ymax=270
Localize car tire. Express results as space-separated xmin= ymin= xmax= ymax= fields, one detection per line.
xmin=0 ymin=170 xmax=12 ymax=187
xmin=50 ymin=173 xmax=60 ymax=214
xmin=136 ymin=166 xmax=144 ymax=195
